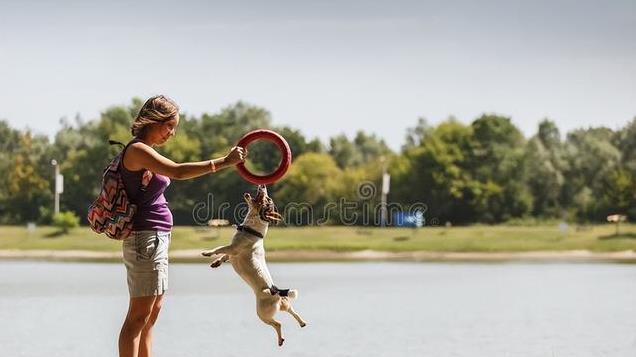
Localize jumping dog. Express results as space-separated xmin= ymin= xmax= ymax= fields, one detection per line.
xmin=201 ymin=185 xmax=307 ymax=346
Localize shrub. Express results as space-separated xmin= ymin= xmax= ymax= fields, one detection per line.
xmin=52 ymin=211 xmax=80 ymax=233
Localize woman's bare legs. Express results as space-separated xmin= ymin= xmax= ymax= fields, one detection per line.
xmin=119 ymin=294 xmax=163 ymax=357
xmin=138 ymin=294 xmax=164 ymax=357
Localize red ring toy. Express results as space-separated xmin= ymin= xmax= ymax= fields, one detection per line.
xmin=236 ymin=129 xmax=292 ymax=185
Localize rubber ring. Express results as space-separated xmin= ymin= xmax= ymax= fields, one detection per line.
xmin=236 ymin=129 xmax=292 ymax=185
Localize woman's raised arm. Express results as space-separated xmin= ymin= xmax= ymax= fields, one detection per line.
xmin=124 ymin=142 xmax=246 ymax=180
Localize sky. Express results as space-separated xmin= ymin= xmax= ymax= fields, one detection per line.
xmin=1 ymin=0 xmax=634 ymax=150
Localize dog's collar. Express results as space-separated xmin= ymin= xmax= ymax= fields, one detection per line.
xmin=236 ymin=225 xmax=264 ymax=239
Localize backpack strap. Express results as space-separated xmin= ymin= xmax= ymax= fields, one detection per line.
xmin=109 ymin=140 xmax=125 ymax=149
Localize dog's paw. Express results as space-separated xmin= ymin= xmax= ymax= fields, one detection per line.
xmin=278 ymin=338 xmax=285 ymax=347
xmin=300 ymin=322 xmax=307 ymax=328
xmin=201 ymin=250 xmax=215 ymax=257
xmin=210 ymin=260 xmax=222 ymax=268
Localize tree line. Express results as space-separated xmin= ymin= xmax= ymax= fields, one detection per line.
xmin=0 ymin=98 xmax=634 ymax=226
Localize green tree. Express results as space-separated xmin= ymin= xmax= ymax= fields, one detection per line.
xmin=467 ymin=114 xmax=532 ymax=222
xmin=600 ymin=168 xmax=636 ymax=218
xmin=0 ymin=120 xmax=22 ymax=221
xmin=329 ymin=134 xmax=361 ymax=168
xmin=616 ymin=117 xmax=636 ymax=172
xmin=403 ymin=117 xmax=432 ymax=150
xmin=328 ymin=131 xmax=392 ymax=169
xmin=525 ymin=119 xmax=565 ymax=217
xmin=353 ymin=131 xmax=392 ymax=164
xmin=4 ymin=132 xmax=52 ymax=223
xmin=562 ymin=127 xmax=621 ymax=221
xmin=393 ymin=119 xmax=478 ymax=223
xmin=274 ymin=153 xmax=343 ymax=225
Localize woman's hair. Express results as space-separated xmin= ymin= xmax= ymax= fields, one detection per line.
xmin=131 ymin=95 xmax=180 ymax=137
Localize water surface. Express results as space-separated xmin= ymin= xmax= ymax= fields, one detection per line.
xmin=0 ymin=261 xmax=635 ymax=357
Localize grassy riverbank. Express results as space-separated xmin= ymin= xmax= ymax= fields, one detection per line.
xmin=1 ymin=224 xmax=636 ymax=253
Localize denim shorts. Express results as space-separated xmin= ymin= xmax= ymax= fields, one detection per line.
xmin=122 ymin=230 xmax=170 ymax=298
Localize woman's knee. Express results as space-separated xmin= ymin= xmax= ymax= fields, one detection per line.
xmin=124 ymin=297 xmax=156 ymax=330
xmin=148 ymin=296 xmax=162 ymax=325
xmin=146 ymin=296 xmax=164 ymax=327
xmin=124 ymin=312 xmax=152 ymax=332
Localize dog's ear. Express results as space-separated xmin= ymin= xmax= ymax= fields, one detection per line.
xmin=243 ymin=193 xmax=252 ymax=203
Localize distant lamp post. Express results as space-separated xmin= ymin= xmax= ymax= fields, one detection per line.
xmin=607 ymin=214 xmax=627 ymax=236
xmin=51 ymin=159 xmax=64 ymax=215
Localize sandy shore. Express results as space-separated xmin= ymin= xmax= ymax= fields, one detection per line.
xmin=1 ymin=249 xmax=636 ymax=263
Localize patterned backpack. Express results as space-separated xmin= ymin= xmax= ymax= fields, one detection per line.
xmin=87 ymin=140 xmax=153 ymax=240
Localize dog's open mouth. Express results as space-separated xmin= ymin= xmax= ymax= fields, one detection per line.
xmin=253 ymin=186 xmax=283 ymax=223
xmin=257 ymin=198 xmax=282 ymax=223
xmin=259 ymin=204 xmax=282 ymax=223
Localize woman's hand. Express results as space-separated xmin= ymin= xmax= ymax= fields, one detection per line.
xmin=224 ymin=146 xmax=247 ymax=166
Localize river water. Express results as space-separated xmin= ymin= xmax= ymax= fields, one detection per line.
xmin=0 ymin=261 xmax=635 ymax=357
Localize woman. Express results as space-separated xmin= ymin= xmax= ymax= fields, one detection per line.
xmin=118 ymin=95 xmax=246 ymax=357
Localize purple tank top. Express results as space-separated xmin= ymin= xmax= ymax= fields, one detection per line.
xmin=120 ymin=139 xmax=173 ymax=232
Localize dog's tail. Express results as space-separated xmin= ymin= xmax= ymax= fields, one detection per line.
xmin=287 ymin=289 xmax=299 ymax=299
